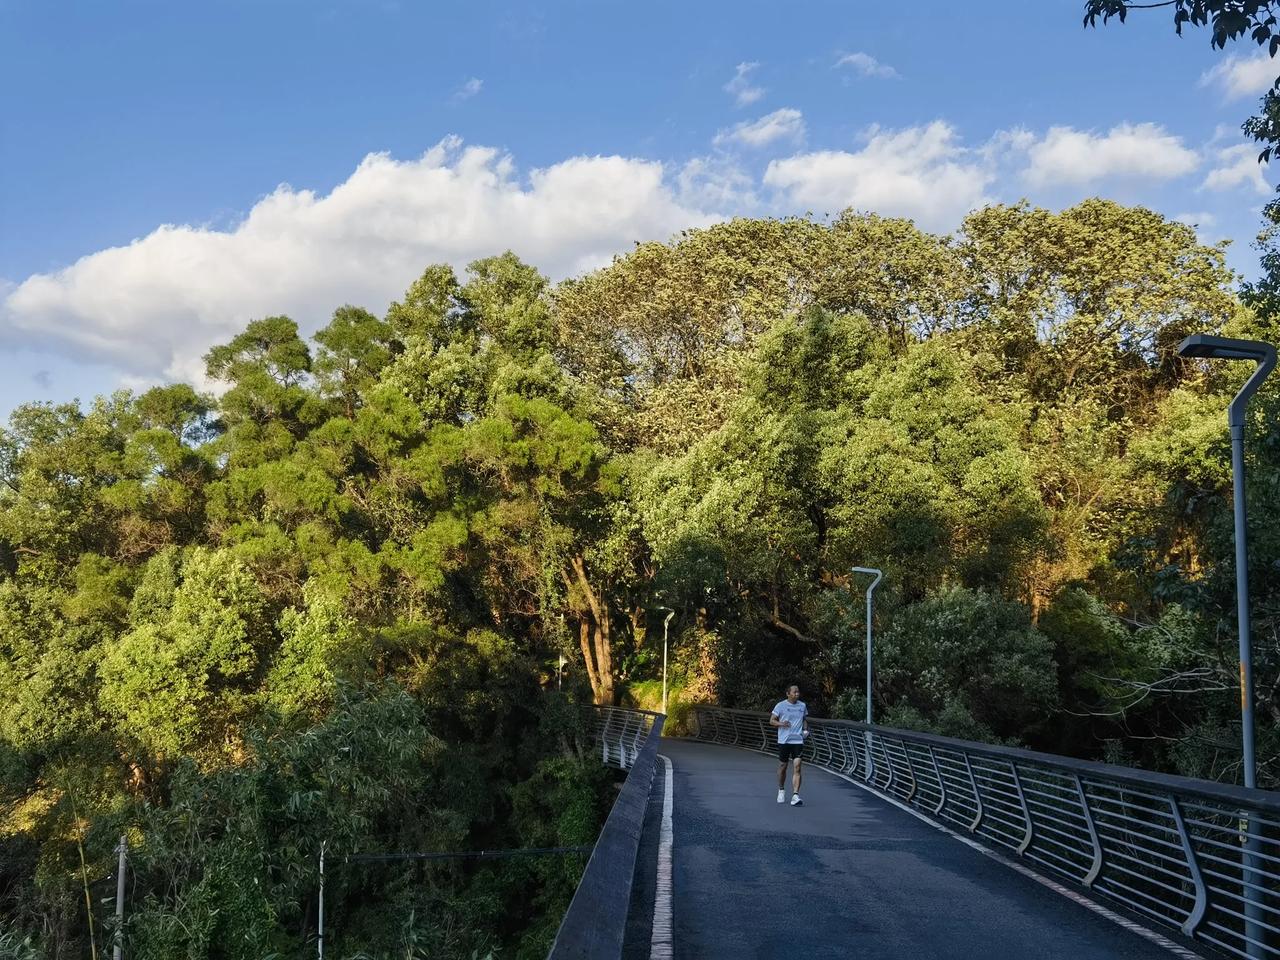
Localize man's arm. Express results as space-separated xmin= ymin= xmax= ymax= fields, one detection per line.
xmin=770 ymin=711 xmax=784 ymax=728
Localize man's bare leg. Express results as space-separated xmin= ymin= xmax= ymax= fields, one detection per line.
xmin=778 ymin=761 xmax=788 ymax=789
xmin=792 ymin=758 xmax=803 ymax=795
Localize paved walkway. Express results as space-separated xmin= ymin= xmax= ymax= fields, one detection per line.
xmin=657 ymin=739 xmax=1198 ymax=960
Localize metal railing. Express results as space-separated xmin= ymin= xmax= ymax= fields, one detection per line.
xmin=587 ymin=705 xmax=660 ymax=771
xmin=693 ymin=706 xmax=1280 ymax=959
xmin=547 ymin=706 xmax=665 ymax=959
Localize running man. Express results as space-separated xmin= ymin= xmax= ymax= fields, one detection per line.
xmin=771 ymin=684 xmax=809 ymax=805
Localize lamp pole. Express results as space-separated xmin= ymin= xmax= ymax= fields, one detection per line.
xmin=656 ymin=607 xmax=675 ymax=714
xmin=851 ymin=567 xmax=883 ymax=725
xmin=1177 ymin=334 xmax=1275 ymax=959
xmin=1176 ymin=334 xmax=1276 ymax=788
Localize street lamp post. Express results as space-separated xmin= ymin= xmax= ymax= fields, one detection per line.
xmin=850 ymin=567 xmax=884 ymax=725
xmin=1177 ymin=334 xmax=1276 ymax=789
xmin=656 ymin=606 xmax=675 ymax=715
xmin=1177 ymin=333 xmax=1276 ymax=958
xmin=851 ymin=567 xmax=883 ymax=783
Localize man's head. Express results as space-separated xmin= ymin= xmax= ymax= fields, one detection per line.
xmin=786 ymin=684 xmax=800 ymax=703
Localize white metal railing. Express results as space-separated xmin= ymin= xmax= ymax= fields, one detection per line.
xmin=587 ymin=705 xmax=661 ymax=770
xmin=693 ymin=706 xmax=1280 ymax=959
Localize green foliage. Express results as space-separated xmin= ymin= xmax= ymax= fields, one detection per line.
xmin=2 ymin=201 xmax=1275 ymax=954
xmin=99 ymin=548 xmax=268 ymax=757
xmin=1085 ymin=2 xmax=1279 ymax=51
xmin=876 ymin=586 xmax=1059 ymax=742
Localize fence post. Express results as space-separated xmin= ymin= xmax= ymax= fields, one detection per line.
xmin=317 ymin=841 xmax=326 ymax=960
xmin=1169 ymin=797 xmax=1206 ymax=936
xmin=1009 ymin=763 xmax=1033 ymax=856
xmin=112 ymin=835 xmax=127 ymax=960
xmin=928 ymin=747 xmax=947 ymax=815
xmin=900 ymin=740 xmax=918 ymax=803
xmin=962 ymin=753 xmax=983 ymax=833
xmin=1073 ymin=775 xmax=1103 ymax=887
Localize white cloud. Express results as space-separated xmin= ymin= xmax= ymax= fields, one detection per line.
xmin=1202 ymin=143 xmax=1271 ymax=194
xmin=0 ymin=138 xmax=718 ymax=385
xmin=1021 ymin=123 xmax=1198 ymax=187
xmin=763 ymin=121 xmax=993 ymax=228
xmin=724 ymin=61 xmax=764 ymax=107
xmin=454 ymin=77 xmax=483 ymax=100
xmin=714 ymin=108 xmax=805 ymax=149
xmin=834 ymin=51 xmax=898 ymax=79
xmin=677 ymin=157 xmax=758 ymax=210
xmin=1200 ymin=53 xmax=1278 ymax=100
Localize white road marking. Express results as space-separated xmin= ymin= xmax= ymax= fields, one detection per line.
xmin=826 ymin=768 xmax=1206 ymax=960
xmin=650 ymin=754 xmax=674 ymax=960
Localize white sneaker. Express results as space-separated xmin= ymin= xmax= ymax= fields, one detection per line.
xmin=777 ymin=789 xmax=785 ymax=803
xmin=790 ymin=794 xmax=803 ymax=806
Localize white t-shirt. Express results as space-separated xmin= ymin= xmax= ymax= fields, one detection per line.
xmin=772 ymin=699 xmax=807 ymax=744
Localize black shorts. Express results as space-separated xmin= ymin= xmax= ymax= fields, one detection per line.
xmin=778 ymin=742 xmax=805 ymax=763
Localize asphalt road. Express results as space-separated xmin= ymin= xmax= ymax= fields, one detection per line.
xmin=657 ymin=738 xmax=1200 ymax=960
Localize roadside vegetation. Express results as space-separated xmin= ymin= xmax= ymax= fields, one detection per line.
xmin=2 ymin=199 xmax=1279 ymax=956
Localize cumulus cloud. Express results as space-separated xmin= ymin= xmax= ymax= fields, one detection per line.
xmin=714 ymin=108 xmax=805 ymax=149
xmin=834 ymin=51 xmax=898 ymax=79
xmin=762 ymin=121 xmax=993 ymax=229
xmin=677 ymin=157 xmax=758 ymax=210
xmin=1201 ymin=53 xmax=1278 ymax=100
xmin=0 ymin=138 xmax=718 ymax=385
xmin=454 ymin=77 xmax=483 ymax=100
xmin=1020 ymin=123 xmax=1198 ymax=187
xmin=1202 ymin=143 xmax=1271 ymax=194
xmin=724 ymin=61 xmax=764 ymax=106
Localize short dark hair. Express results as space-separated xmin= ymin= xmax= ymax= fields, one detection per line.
xmin=787 ymin=683 xmax=800 ymax=693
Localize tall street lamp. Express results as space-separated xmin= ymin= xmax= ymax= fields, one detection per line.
xmin=656 ymin=606 xmax=676 ymax=715
xmin=1176 ymin=334 xmax=1276 ymax=790
xmin=851 ymin=567 xmax=884 ymax=725
xmin=1178 ymin=333 xmax=1275 ymax=960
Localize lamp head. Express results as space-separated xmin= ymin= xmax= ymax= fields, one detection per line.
xmin=1177 ymin=334 xmax=1277 ymax=430
xmin=1177 ymin=334 xmax=1270 ymax=362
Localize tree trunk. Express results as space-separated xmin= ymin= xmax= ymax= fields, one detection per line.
xmin=569 ymin=555 xmax=615 ymax=705
xmin=578 ymin=619 xmax=601 ymax=701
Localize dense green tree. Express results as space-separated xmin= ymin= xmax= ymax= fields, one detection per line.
xmin=874 ymin=586 xmax=1060 ymax=742
xmin=2 ymin=200 xmax=1275 ymax=956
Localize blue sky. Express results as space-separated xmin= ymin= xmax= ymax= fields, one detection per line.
xmin=1 ymin=0 xmax=1276 ymax=419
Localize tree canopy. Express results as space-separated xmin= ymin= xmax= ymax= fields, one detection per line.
xmin=2 ymin=200 xmax=1277 ymax=956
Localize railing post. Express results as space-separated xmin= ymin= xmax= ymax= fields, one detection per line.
xmin=900 ymin=740 xmax=918 ymax=803
xmin=962 ymin=752 xmax=983 ymax=832
xmin=928 ymin=746 xmax=947 ymax=815
xmin=1009 ymin=762 xmax=1034 ymax=856
xmin=623 ymin=713 xmax=638 ymax=768
xmin=600 ymin=708 xmax=611 ymax=766
xmin=1073 ymin=774 xmax=1103 ymax=887
xmin=1168 ymin=796 xmax=1207 ymax=937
